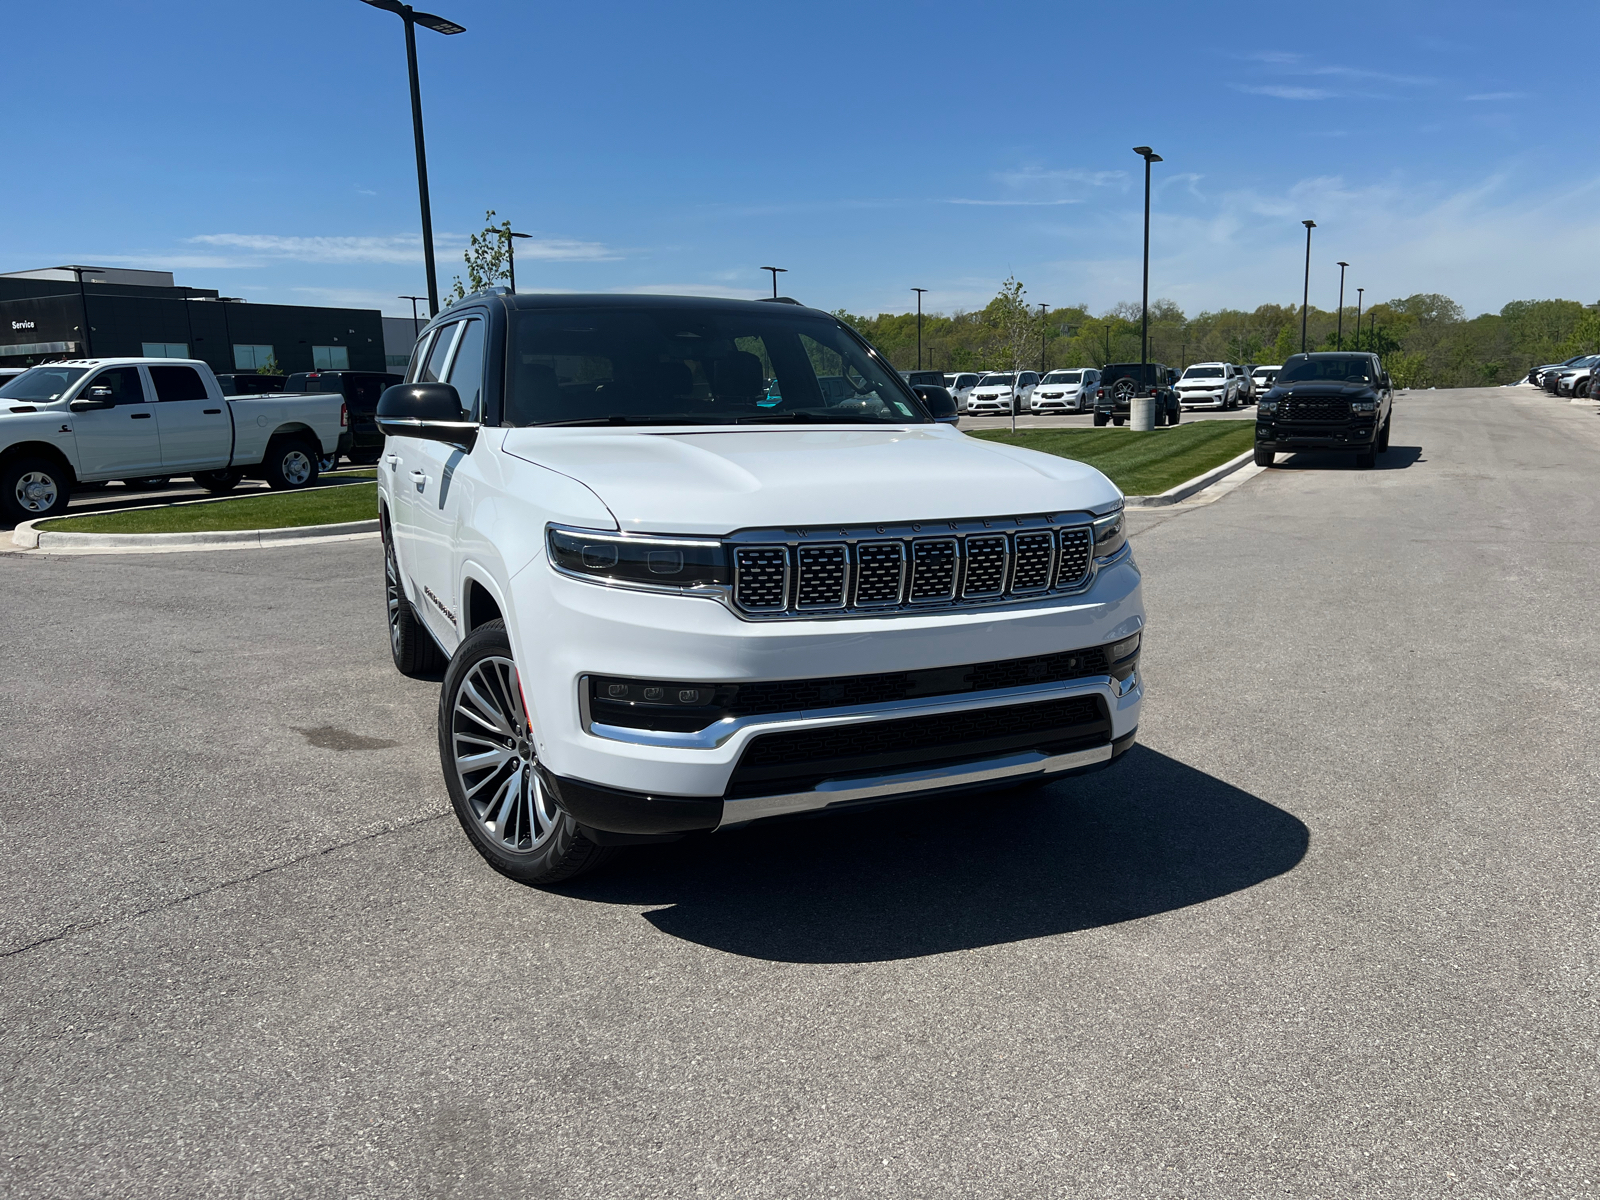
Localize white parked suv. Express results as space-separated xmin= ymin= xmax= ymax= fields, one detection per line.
xmin=966 ymin=371 xmax=1039 ymax=414
xmin=944 ymin=372 xmax=982 ymax=411
xmin=1031 ymin=369 xmax=1100 ymax=414
xmin=377 ymin=294 xmax=1145 ymax=883
xmin=1175 ymin=362 xmax=1244 ymax=409
xmin=0 ymin=357 xmax=347 ymax=523
xmin=1251 ymin=364 xmax=1280 ymax=395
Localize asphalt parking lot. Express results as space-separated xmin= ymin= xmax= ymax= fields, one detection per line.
xmin=2 ymin=386 xmax=1597 ymax=1198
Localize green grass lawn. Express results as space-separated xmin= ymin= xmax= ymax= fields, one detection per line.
xmin=971 ymin=421 xmax=1255 ymax=495
xmin=40 ymin=482 xmax=378 ymax=534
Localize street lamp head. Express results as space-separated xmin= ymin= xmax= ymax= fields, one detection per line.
xmin=1303 ymin=220 xmax=1317 ymax=229
xmin=359 ymin=0 xmax=465 ymax=33
xmin=911 ymin=287 xmax=927 ymax=295
xmin=508 ymin=231 xmax=532 ymax=240
xmin=1337 ymin=260 xmax=1349 ymax=268
xmin=1132 ymin=146 xmax=1163 ymax=162
xmin=760 ymin=266 xmax=786 ymax=274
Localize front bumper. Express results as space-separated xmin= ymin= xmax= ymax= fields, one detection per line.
xmin=967 ymin=396 xmax=1015 ymax=412
xmin=1256 ymin=421 xmax=1375 ymax=451
xmin=507 ymin=550 xmax=1144 ymax=828
xmin=1179 ymin=393 xmax=1225 ymax=408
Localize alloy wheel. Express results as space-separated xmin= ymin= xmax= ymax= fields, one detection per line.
xmin=14 ymin=470 xmax=59 ymax=514
xmin=384 ymin=530 xmax=404 ymax=658
xmin=448 ymin=655 xmax=560 ymax=854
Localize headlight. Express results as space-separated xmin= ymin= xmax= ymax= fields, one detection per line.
xmin=1257 ymin=399 xmax=1278 ymax=415
xmin=586 ymin=674 xmax=733 ymax=732
xmin=547 ymin=526 xmax=729 ymax=592
xmin=1350 ymin=399 xmax=1376 ymax=413
xmin=1092 ymin=507 xmax=1126 ymax=560
xmin=1109 ymin=632 xmax=1140 ymax=662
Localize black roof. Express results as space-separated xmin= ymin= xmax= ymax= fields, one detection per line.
xmin=469 ymin=291 xmax=832 ymax=317
xmin=1283 ymin=351 xmax=1376 ymax=360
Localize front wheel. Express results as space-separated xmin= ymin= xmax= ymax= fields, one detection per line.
xmin=1253 ymin=447 xmax=1274 ymax=468
xmin=1167 ymin=405 xmax=1181 ymax=426
xmin=1377 ymin=417 xmax=1391 ymax=452
xmin=1092 ymin=412 xmax=1108 ymax=427
xmin=384 ymin=517 xmax=445 ymax=677
xmin=439 ymin=620 xmax=612 ymax=886
xmin=263 ymin=437 xmax=320 ymax=490
xmin=1 ymin=455 xmax=72 ymax=524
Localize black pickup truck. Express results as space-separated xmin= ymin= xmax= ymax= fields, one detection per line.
xmin=1253 ymin=352 xmax=1392 ymax=468
xmin=1092 ymin=362 xmax=1180 ymax=426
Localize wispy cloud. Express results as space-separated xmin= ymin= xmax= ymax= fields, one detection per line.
xmin=189 ymin=232 xmax=621 ymax=264
xmin=951 ymin=167 xmax=1126 ymax=207
xmin=1247 ymin=50 xmax=1301 ymax=64
xmin=1464 ymin=91 xmax=1527 ymax=101
xmin=1233 ymin=84 xmax=1334 ymax=100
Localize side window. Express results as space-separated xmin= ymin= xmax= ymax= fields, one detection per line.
xmin=406 ymin=329 xmax=436 ymax=383
xmin=420 ymin=323 xmax=459 ymax=383
xmin=84 ymin=366 xmax=146 ymax=404
xmin=444 ymin=319 xmax=486 ymax=421
xmin=148 ymin=366 xmax=209 ymax=402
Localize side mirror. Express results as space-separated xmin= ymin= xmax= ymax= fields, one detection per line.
xmin=912 ymin=384 xmax=959 ymax=425
xmin=1381 ymin=374 xmax=1392 ymax=389
xmin=70 ymin=388 xmax=114 ymax=411
xmin=375 ymin=382 xmax=476 ymax=446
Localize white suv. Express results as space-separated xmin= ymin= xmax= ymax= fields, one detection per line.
xmin=1031 ymin=369 xmax=1099 ymax=413
xmin=966 ymin=371 xmax=1039 ymax=414
xmin=1175 ymin=362 xmax=1244 ymax=409
xmin=377 ymin=294 xmax=1145 ymax=883
xmin=944 ymin=372 xmax=982 ymax=411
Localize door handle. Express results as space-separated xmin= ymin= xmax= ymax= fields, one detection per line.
xmin=130 ymin=411 xmax=152 ymax=419
xmin=410 ymin=469 xmax=427 ymax=492
xmin=203 ymin=408 xmax=221 ymax=415
xmin=385 ymin=454 xmax=401 ymax=467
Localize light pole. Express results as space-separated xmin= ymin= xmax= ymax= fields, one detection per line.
xmin=504 ymin=230 xmax=532 ymax=293
xmin=72 ymin=266 xmax=94 ymax=357
xmin=1336 ymin=261 xmax=1349 ymax=349
xmin=1103 ymin=322 xmax=1111 ymax=364
xmin=1134 ymin=146 xmax=1163 ymax=387
xmin=760 ymin=266 xmax=787 ymax=298
xmin=1300 ymin=220 xmax=1316 ymax=353
xmin=399 ymin=294 xmax=426 ymax=341
xmin=359 ymin=0 xmax=465 ymax=318
xmin=1354 ymin=287 xmax=1364 ymax=352
xmin=912 ymin=287 xmax=928 ymax=369
xmin=1038 ymin=303 xmax=1050 ymax=373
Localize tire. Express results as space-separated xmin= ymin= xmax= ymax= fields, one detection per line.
xmin=194 ymin=468 xmax=244 ymax=495
xmin=1093 ymin=412 xmax=1108 ymax=427
xmin=383 ymin=516 xmax=446 ymax=677
xmin=1167 ymin=405 xmax=1181 ymax=426
xmin=1112 ymin=416 xmax=1125 ymax=427
xmin=263 ymin=437 xmax=319 ymax=491
xmin=318 ymin=451 xmax=339 ymax=474
xmin=1253 ymin=447 xmax=1274 ymax=468
xmin=439 ymin=619 xmax=612 ymax=886
xmin=1 ymin=454 xmax=72 ymax=524
xmin=1377 ymin=417 xmax=1391 ymax=453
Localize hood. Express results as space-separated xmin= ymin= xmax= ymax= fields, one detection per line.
xmin=499 ymin=426 xmax=1120 ymax=535
xmin=1275 ymin=381 xmax=1375 ymax=397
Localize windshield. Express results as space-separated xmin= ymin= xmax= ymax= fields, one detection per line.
xmin=1276 ymin=356 xmax=1375 ymax=385
xmin=1041 ymin=372 xmax=1082 ymax=384
xmin=507 ymin=307 xmax=926 ymax=426
xmin=977 ymin=374 xmax=1014 ymax=386
xmin=0 ymin=366 xmax=90 ymax=402
xmin=1182 ymin=367 xmax=1223 ymax=379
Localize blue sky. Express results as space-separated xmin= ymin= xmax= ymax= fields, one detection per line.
xmin=5 ymin=0 xmax=1596 ymax=320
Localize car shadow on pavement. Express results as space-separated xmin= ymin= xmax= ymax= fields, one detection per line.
xmin=563 ymin=746 xmax=1309 ymax=963
xmin=1275 ymin=445 xmax=1423 ymax=471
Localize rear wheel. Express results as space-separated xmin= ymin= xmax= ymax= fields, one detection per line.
xmin=1253 ymin=447 xmax=1274 ymax=468
xmin=195 ymin=468 xmax=244 ymax=495
xmin=1112 ymin=416 xmax=1125 ymax=427
xmin=384 ymin=516 xmax=445 ymax=677
xmin=1167 ymin=404 xmax=1181 ymax=426
xmin=263 ymin=437 xmax=319 ymax=490
xmin=439 ymin=620 xmax=612 ymax=886
xmin=1092 ymin=412 xmax=1108 ymax=427
xmin=1 ymin=455 xmax=71 ymax=524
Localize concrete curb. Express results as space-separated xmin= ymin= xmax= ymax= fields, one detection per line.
xmin=13 ymin=517 xmax=379 ymax=551
xmin=1123 ymin=449 xmax=1255 ymax=508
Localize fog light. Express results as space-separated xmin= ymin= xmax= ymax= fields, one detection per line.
xmin=606 ymin=683 xmax=629 ymax=699
xmin=1109 ymin=632 xmax=1141 ymax=662
xmin=643 ymin=687 xmax=664 ymax=701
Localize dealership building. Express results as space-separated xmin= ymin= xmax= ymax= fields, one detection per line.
xmin=0 ymin=266 xmax=421 ymax=373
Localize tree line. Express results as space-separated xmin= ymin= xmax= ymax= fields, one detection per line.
xmin=835 ymin=283 xmax=1600 ymax=389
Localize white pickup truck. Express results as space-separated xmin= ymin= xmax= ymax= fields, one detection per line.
xmin=0 ymin=358 xmax=348 ymax=523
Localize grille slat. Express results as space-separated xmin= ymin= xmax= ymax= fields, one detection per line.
xmin=909 ymin=539 xmax=958 ymax=602
xmin=962 ymin=535 xmax=1008 ymax=597
xmin=854 ymin=542 xmax=906 ymax=606
xmin=733 ymin=547 xmax=789 ymax=611
xmin=795 ymin=544 xmax=848 ymax=609
xmin=1011 ymin=531 xmax=1055 ymax=592
xmin=1055 ymin=528 xmax=1092 ymax=589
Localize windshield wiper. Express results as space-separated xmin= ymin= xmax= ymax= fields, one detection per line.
xmin=535 ymin=414 xmax=722 ymax=427
xmin=734 ymin=410 xmax=903 ymax=424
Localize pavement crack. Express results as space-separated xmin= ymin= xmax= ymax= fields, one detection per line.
xmin=0 ymin=811 xmax=450 ymax=961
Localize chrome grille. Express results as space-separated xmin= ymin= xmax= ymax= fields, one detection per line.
xmin=909 ymin=539 xmax=958 ymax=602
xmin=794 ymin=544 xmax=847 ymax=609
xmin=1056 ymin=528 xmax=1092 ymax=588
xmin=733 ymin=547 xmax=788 ymax=610
xmin=1011 ymin=531 xmax=1055 ymax=592
xmin=854 ymin=542 xmax=905 ymax=605
xmin=728 ymin=512 xmax=1112 ymax=619
xmin=962 ymin=535 xmax=1008 ymax=596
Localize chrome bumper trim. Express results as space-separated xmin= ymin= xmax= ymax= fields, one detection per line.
xmin=717 ymin=741 xmax=1116 ymax=828
xmin=588 ymin=673 xmax=1121 ymax=750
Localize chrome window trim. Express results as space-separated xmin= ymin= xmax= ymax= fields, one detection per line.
xmin=581 ymin=673 xmax=1119 ymax=749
